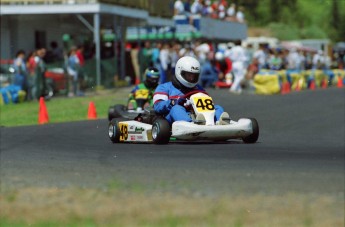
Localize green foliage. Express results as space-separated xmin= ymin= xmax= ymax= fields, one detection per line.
xmin=268 ymin=23 xmax=300 ymax=40
xmin=237 ymin=0 xmax=345 ymax=41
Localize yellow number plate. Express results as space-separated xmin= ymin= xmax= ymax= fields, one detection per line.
xmin=119 ymin=123 xmax=128 ymax=141
xmin=193 ymin=97 xmax=215 ymax=112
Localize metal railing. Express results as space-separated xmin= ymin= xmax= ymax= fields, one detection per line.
xmin=0 ymin=0 xmax=173 ymax=18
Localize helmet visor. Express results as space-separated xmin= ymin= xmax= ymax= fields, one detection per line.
xmin=181 ymin=71 xmax=199 ymax=84
xmin=147 ymin=77 xmax=159 ymax=85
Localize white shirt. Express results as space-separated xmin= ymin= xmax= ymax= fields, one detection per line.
xmin=228 ymin=46 xmax=248 ymax=63
xmin=174 ymin=0 xmax=185 ymax=15
xmin=236 ymin=11 xmax=245 ymax=22
xmin=253 ymin=49 xmax=266 ymax=67
xmin=227 ymin=6 xmax=235 ymax=17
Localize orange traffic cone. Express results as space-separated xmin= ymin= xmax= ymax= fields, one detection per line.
xmin=281 ymin=82 xmax=290 ymax=95
xmin=38 ymin=97 xmax=49 ymax=124
xmin=321 ymin=78 xmax=328 ymax=89
xmin=309 ymin=80 xmax=316 ymax=90
xmin=337 ymin=76 xmax=343 ymax=88
xmin=87 ymin=102 xmax=97 ymax=120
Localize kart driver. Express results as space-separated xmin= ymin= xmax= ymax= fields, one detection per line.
xmin=153 ymin=56 xmax=230 ymax=125
xmin=128 ymin=67 xmax=160 ymax=110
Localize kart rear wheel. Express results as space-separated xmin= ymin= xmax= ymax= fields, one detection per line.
xmin=152 ymin=118 xmax=171 ymax=144
xmin=242 ymin=118 xmax=259 ymax=143
xmin=108 ymin=118 xmax=121 ymax=143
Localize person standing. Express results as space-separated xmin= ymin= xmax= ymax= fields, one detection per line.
xmin=228 ymin=40 xmax=248 ymax=94
xmin=12 ymin=50 xmax=28 ymax=96
xmin=35 ymin=48 xmax=47 ymax=99
xmin=26 ymin=50 xmax=38 ymax=100
xmin=67 ymin=47 xmax=80 ymax=97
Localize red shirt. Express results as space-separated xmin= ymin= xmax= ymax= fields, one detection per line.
xmin=76 ymin=50 xmax=85 ymax=66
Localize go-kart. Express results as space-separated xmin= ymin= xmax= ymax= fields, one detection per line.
xmin=108 ymin=90 xmax=152 ymax=121
xmin=108 ymin=91 xmax=259 ymax=144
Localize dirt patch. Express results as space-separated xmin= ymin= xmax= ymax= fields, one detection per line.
xmin=1 ymin=187 xmax=343 ymax=226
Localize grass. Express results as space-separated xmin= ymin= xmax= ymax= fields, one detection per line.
xmin=0 ymin=187 xmax=343 ymax=227
xmin=0 ymin=88 xmax=130 ymax=127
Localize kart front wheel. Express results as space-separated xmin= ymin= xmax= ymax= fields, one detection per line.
xmin=152 ymin=118 xmax=171 ymax=144
xmin=108 ymin=118 xmax=121 ymax=143
xmin=242 ymin=118 xmax=259 ymax=143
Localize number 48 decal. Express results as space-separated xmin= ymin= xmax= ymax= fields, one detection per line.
xmin=119 ymin=123 xmax=128 ymax=141
xmin=194 ymin=97 xmax=215 ymax=112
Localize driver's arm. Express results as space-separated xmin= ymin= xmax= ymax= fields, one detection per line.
xmin=153 ymin=84 xmax=172 ymax=115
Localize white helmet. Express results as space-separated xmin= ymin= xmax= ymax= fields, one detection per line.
xmin=175 ymin=56 xmax=200 ymax=88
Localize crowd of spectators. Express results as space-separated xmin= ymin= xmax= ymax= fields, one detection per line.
xmin=7 ymin=38 xmax=344 ymax=100
xmin=126 ymin=39 xmax=344 ymax=94
xmin=8 ymin=41 xmax=86 ymax=101
xmin=174 ymin=0 xmax=246 ymax=23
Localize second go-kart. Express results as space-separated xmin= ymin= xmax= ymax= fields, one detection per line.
xmin=108 ymin=91 xmax=259 ymax=144
xmin=108 ymin=89 xmax=153 ymax=121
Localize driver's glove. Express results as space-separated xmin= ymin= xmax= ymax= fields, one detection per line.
xmin=170 ymin=97 xmax=186 ymax=106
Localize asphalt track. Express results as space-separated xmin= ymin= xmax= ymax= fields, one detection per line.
xmin=1 ymin=88 xmax=344 ymax=196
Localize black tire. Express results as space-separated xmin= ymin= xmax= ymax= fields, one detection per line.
xmin=152 ymin=118 xmax=171 ymax=144
xmin=242 ymin=118 xmax=259 ymax=143
xmin=108 ymin=118 xmax=121 ymax=143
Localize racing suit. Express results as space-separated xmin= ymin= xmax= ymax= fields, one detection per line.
xmin=153 ymin=82 xmax=224 ymax=124
xmin=128 ymin=83 xmax=154 ymax=110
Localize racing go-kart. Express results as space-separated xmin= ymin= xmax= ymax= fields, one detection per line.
xmin=108 ymin=91 xmax=259 ymax=144
xmin=108 ymin=89 xmax=152 ymax=121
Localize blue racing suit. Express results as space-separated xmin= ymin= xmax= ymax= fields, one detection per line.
xmin=153 ymin=82 xmax=224 ymax=124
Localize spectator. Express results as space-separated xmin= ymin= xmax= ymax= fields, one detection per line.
xmin=35 ymin=48 xmax=47 ymax=99
xmin=194 ymin=39 xmax=211 ymax=64
xmin=26 ymin=50 xmax=38 ymax=100
xmin=67 ymin=47 xmax=80 ymax=97
xmin=138 ymin=41 xmax=153 ymax=81
xmin=76 ymin=45 xmax=85 ymax=66
xmin=12 ymin=50 xmax=28 ymax=94
xmin=214 ymin=51 xmax=232 ymax=83
xmin=50 ymin=41 xmax=64 ymax=61
xmin=170 ymin=41 xmax=181 ymax=82
xmin=226 ymin=3 xmax=236 ymax=21
xmin=151 ymin=41 xmax=162 ymax=70
xmin=287 ymin=48 xmax=300 ymax=70
xmin=312 ymin=50 xmax=325 ymax=70
xmin=184 ymin=0 xmax=192 ymax=14
xmin=298 ymin=50 xmax=306 ymax=70
xmin=245 ymin=43 xmax=255 ymax=67
xmin=268 ymin=48 xmax=283 ymax=70
xmin=203 ymin=0 xmax=213 ymax=17
xmin=174 ymin=0 xmax=185 ymax=15
xmin=253 ymin=44 xmax=267 ymax=70
xmin=199 ymin=57 xmax=219 ymax=88
xmin=159 ymin=42 xmax=172 ymax=84
xmin=218 ymin=0 xmax=227 ymax=20
xmin=191 ymin=0 xmax=203 ymax=15
xmin=228 ymin=40 xmax=248 ymax=94
xmin=241 ymin=57 xmax=259 ymax=92
xmin=236 ymin=6 xmax=245 ymax=23
xmin=76 ymin=45 xmax=86 ymax=93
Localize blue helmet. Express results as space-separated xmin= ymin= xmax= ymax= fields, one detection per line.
xmin=144 ymin=67 xmax=160 ymax=88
